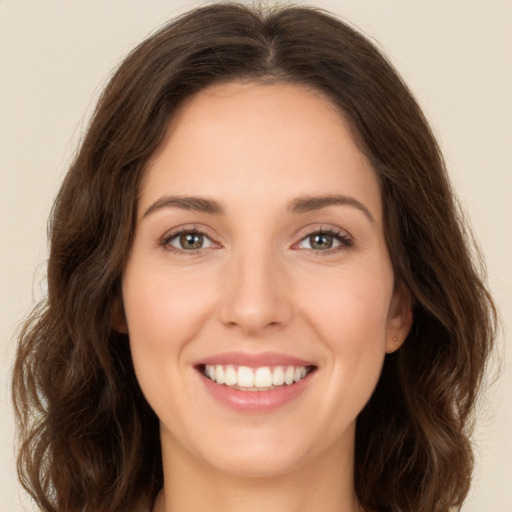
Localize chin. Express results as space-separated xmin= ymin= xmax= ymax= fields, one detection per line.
xmin=173 ymin=424 xmax=314 ymax=479
xmin=204 ymin=447 xmax=308 ymax=479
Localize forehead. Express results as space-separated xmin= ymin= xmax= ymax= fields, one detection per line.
xmin=140 ymin=81 xmax=381 ymax=224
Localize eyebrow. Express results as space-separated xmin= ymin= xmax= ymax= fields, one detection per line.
xmin=144 ymin=196 xmax=224 ymax=217
xmin=287 ymin=195 xmax=376 ymax=224
xmin=143 ymin=194 xmax=375 ymax=224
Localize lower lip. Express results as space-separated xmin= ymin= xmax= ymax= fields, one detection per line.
xmin=198 ymin=370 xmax=314 ymax=413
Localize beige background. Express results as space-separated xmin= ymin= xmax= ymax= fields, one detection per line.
xmin=1 ymin=1 xmax=510 ymax=510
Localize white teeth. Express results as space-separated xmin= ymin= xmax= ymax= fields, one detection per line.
xmin=225 ymin=365 xmax=237 ymax=386
xmin=272 ymin=366 xmax=285 ymax=385
xmin=215 ymin=365 xmax=225 ymax=384
xmin=237 ymin=366 xmax=254 ymax=387
xmin=254 ymin=367 xmax=272 ymax=387
xmin=204 ymin=364 xmax=312 ymax=389
xmin=284 ymin=366 xmax=295 ymax=385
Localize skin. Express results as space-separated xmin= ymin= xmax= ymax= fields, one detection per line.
xmin=120 ymin=81 xmax=412 ymax=512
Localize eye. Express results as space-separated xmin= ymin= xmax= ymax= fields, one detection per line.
xmin=163 ymin=229 xmax=214 ymax=251
xmin=296 ymin=229 xmax=353 ymax=251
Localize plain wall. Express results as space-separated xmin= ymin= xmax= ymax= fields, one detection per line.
xmin=1 ymin=1 xmax=510 ymax=510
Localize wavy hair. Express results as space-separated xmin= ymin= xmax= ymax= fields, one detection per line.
xmin=12 ymin=3 xmax=496 ymax=512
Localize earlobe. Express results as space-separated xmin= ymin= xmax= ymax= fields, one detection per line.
xmin=386 ymin=285 xmax=413 ymax=353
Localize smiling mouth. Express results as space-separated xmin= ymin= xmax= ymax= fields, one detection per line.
xmin=197 ymin=364 xmax=317 ymax=391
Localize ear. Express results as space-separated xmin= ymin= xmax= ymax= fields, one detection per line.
xmin=385 ymin=284 xmax=413 ymax=353
xmin=112 ymin=296 xmax=129 ymax=334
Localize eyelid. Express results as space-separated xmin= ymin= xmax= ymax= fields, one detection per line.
xmin=160 ymin=225 xmax=221 ymax=252
xmin=158 ymin=223 xmax=354 ymax=254
xmin=291 ymin=225 xmax=354 ymax=252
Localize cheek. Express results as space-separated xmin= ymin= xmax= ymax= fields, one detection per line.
xmin=121 ymin=257 xmax=225 ymax=406
xmin=300 ymin=262 xmax=393 ymax=344
xmin=298 ymin=263 xmax=393 ymax=419
xmin=121 ymin=272 xmax=207 ymax=434
xmin=307 ymin=282 xmax=390 ymax=383
xmin=121 ymin=264 xmax=198 ymax=392
xmin=123 ymin=262 xmax=210 ymax=345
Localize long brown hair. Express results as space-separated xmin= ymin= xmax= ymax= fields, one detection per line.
xmin=12 ymin=3 xmax=496 ymax=511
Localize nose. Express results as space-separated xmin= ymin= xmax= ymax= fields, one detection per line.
xmin=218 ymin=248 xmax=293 ymax=335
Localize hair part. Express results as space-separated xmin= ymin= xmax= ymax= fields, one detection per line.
xmin=13 ymin=3 xmax=496 ymax=512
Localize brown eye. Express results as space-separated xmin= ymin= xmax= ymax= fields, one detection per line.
xmin=179 ymin=233 xmax=204 ymax=250
xmin=297 ymin=229 xmax=353 ymax=251
xmin=165 ymin=231 xmax=213 ymax=251
xmin=309 ymin=233 xmax=334 ymax=250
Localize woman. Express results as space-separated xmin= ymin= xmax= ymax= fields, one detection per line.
xmin=12 ymin=3 xmax=496 ymax=512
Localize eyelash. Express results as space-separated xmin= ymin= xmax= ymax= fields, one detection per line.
xmin=294 ymin=228 xmax=354 ymax=252
xmin=160 ymin=226 xmax=215 ymax=254
xmin=160 ymin=226 xmax=354 ymax=254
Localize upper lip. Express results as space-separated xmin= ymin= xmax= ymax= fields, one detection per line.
xmin=194 ymin=351 xmax=316 ymax=368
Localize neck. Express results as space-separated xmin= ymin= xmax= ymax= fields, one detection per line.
xmin=154 ymin=428 xmax=361 ymax=512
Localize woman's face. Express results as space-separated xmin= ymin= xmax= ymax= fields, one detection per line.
xmin=121 ymin=81 xmax=411 ymax=478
